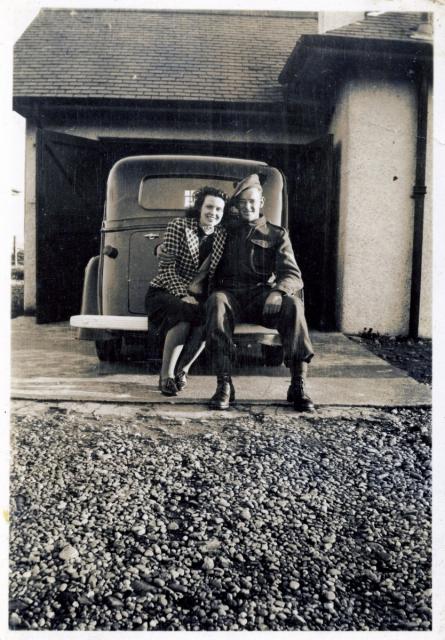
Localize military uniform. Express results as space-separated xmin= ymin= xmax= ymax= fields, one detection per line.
xmin=206 ymin=215 xmax=314 ymax=371
xmin=206 ymin=173 xmax=315 ymax=412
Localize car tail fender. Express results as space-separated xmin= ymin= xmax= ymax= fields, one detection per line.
xmin=77 ymin=256 xmax=111 ymax=341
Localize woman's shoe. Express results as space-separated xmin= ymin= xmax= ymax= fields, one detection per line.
xmin=159 ymin=377 xmax=178 ymax=396
xmin=175 ymin=370 xmax=188 ymax=391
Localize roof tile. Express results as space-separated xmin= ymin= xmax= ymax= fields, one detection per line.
xmin=326 ymin=11 xmax=427 ymax=41
xmin=13 ymin=9 xmax=317 ymax=103
xmin=14 ymin=10 xmax=426 ymax=104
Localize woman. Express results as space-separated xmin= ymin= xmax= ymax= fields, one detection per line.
xmin=145 ymin=186 xmax=228 ymax=396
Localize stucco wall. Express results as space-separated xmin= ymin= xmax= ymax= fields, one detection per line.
xmin=329 ymin=85 xmax=350 ymax=330
xmin=418 ymin=86 xmax=432 ymax=338
xmin=329 ymin=78 xmax=426 ymax=336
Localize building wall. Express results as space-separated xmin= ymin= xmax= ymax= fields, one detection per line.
xmin=418 ymin=86 xmax=432 ymax=338
xmin=24 ymin=87 xmax=432 ymax=335
xmin=24 ymin=121 xmax=37 ymax=314
xmin=329 ymin=77 xmax=430 ymax=336
xmin=39 ymin=108 xmax=319 ymax=146
xmin=328 ymin=84 xmax=350 ymax=330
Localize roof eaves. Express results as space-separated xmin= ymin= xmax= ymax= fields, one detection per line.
xmin=38 ymin=7 xmax=318 ymax=19
xmin=13 ymin=94 xmax=290 ymax=116
xmin=279 ymin=32 xmax=432 ymax=84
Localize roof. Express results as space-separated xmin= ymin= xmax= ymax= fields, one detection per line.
xmin=326 ymin=11 xmax=429 ymax=42
xmin=279 ymin=12 xmax=432 ymax=86
xmin=13 ymin=9 xmax=318 ymax=104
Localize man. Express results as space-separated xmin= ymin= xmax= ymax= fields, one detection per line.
xmin=205 ymin=174 xmax=315 ymax=411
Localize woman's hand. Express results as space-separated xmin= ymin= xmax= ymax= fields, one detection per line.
xmin=182 ymin=295 xmax=199 ymax=305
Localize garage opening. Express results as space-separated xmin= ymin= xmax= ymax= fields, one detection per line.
xmin=36 ymin=130 xmax=338 ymax=329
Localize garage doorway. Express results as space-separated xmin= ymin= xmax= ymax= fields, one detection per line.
xmin=35 ymin=130 xmax=338 ymax=328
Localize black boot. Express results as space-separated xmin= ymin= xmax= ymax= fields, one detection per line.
xmin=287 ymin=362 xmax=315 ymax=412
xmin=209 ymin=374 xmax=235 ymax=410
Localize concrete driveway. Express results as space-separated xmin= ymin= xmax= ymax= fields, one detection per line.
xmin=11 ymin=317 xmax=431 ymax=407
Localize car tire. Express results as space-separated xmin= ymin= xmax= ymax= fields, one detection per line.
xmin=95 ymin=338 xmax=123 ymax=362
xmin=261 ymin=344 xmax=284 ymax=367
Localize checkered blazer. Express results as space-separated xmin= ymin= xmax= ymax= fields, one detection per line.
xmin=150 ymin=217 xmax=227 ymax=298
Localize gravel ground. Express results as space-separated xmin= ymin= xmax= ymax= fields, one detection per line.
xmin=9 ymin=403 xmax=431 ymax=631
xmin=349 ymin=333 xmax=432 ymax=385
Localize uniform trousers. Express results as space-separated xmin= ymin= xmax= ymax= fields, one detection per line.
xmin=205 ymin=285 xmax=314 ymax=374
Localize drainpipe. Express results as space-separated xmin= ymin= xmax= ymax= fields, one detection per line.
xmin=409 ymin=70 xmax=429 ymax=338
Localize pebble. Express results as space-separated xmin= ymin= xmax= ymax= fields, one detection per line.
xmin=106 ymin=596 xmax=124 ymax=608
xmin=132 ymin=526 xmax=146 ymax=536
xmin=9 ymin=405 xmax=431 ymax=632
xmin=322 ymin=534 xmax=336 ymax=544
xmin=132 ymin=579 xmax=156 ymax=594
xmin=10 ymin=613 xmax=22 ymax=626
xmin=168 ymin=582 xmax=188 ymax=593
xmin=202 ymin=557 xmax=214 ymax=571
xmin=219 ymin=557 xmax=231 ymax=568
xmin=153 ymin=578 xmax=165 ymax=587
xmin=59 ymin=545 xmax=79 ymax=561
xmin=200 ymin=539 xmax=221 ymax=553
xmin=88 ymin=575 xmax=97 ymax=588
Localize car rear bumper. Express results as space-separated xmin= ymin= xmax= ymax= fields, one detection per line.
xmin=70 ymin=315 xmax=281 ymax=345
xmin=71 ymin=314 xmax=148 ymax=331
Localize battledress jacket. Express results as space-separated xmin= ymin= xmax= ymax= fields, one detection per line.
xmin=210 ymin=215 xmax=304 ymax=296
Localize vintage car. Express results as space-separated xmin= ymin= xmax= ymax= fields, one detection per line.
xmin=70 ymin=155 xmax=288 ymax=365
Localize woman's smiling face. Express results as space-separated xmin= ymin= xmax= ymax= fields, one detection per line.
xmin=199 ymin=195 xmax=225 ymax=228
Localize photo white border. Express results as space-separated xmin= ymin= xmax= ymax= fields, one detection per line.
xmin=1 ymin=1 xmax=443 ymax=638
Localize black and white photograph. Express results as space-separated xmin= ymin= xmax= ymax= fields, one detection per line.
xmin=1 ymin=0 xmax=444 ymax=635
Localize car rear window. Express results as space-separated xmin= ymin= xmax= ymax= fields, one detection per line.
xmin=138 ymin=176 xmax=236 ymax=211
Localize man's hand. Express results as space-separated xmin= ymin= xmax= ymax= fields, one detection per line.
xmin=263 ymin=291 xmax=283 ymax=316
xmin=182 ymin=295 xmax=199 ymax=305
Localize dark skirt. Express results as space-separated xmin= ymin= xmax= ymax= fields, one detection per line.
xmin=145 ymin=287 xmax=203 ymax=336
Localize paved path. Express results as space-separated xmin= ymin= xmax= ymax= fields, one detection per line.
xmin=11 ymin=318 xmax=431 ymax=407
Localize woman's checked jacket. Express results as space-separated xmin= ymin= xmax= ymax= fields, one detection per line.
xmin=149 ymin=217 xmax=227 ymax=299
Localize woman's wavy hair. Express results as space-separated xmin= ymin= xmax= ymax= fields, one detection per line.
xmin=185 ymin=186 xmax=229 ymax=221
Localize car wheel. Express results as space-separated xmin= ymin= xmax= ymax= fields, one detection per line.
xmin=95 ymin=338 xmax=123 ymax=362
xmin=261 ymin=344 xmax=284 ymax=367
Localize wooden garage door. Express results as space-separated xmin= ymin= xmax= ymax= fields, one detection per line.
xmin=36 ymin=130 xmax=105 ymax=323
xmin=288 ymin=134 xmax=338 ymax=330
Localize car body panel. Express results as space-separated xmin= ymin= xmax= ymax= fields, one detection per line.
xmin=71 ymin=155 xmax=286 ymax=359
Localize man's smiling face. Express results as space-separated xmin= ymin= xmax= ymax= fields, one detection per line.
xmin=236 ymin=187 xmax=264 ymax=222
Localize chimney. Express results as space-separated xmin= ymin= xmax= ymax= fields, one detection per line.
xmin=409 ymin=13 xmax=433 ymax=41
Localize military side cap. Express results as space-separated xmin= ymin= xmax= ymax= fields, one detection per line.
xmin=231 ymin=174 xmax=263 ymax=200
